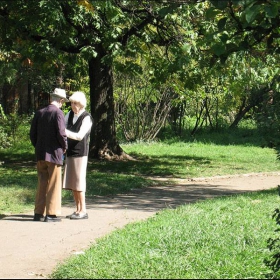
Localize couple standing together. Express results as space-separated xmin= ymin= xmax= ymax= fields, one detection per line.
xmin=30 ymin=88 xmax=93 ymax=222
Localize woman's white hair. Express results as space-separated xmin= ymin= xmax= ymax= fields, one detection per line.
xmin=69 ymin=91 xmax=87 ymax=108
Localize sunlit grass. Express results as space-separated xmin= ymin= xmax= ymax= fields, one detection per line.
xmin=118 ymin=142 xmax=280 ymax=178
xmin=51 ymin=189 xmax=279 ymax=279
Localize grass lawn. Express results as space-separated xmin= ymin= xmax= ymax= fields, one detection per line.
xmin=1 ymin=126 xmax=280 ymax=278
xmin=51 ymin=189 xmax=280 ymax=279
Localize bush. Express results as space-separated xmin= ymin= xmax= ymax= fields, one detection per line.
xmin=264 ymin=205 xmax=280 ymax=279
xmin=0 ymin=107 xmax=32 ymax=149
xmin=0 ymin=126 xmax=12 ymax=149
xmin=0 ymin=104 xmax=12 ymax=149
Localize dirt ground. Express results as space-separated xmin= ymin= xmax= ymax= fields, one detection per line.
xmin=1 ymin=171 xmax=280 ymax=279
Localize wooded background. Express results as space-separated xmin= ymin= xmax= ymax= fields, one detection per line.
xmin=0 ymin=0 xmax=280 ymax=158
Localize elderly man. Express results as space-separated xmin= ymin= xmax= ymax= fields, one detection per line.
xmin=30 ymin=88 xmax=68 ymax=222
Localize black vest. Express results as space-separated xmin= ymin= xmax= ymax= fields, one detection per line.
xmin=66 ymin=110 xmax=92 ymax=157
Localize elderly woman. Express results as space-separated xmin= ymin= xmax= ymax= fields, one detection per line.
xmin=63 ymin=91 xmax=93 ymax=220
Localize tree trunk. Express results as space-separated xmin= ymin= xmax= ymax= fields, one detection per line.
xmin=229 ymin=98 xmax=248 ymax=128
xmin=88 ymin=49 xmax=133 ymax=160
xmin=229 ymin=87 xmax=269 ymax=129
xmin=18 ymin=79 xmax=30 ymax=114
xmin=229 ymin=105 xmax=251 ymax=128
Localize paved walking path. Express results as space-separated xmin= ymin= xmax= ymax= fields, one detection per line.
xmin=1 ymin=172 xmax=280 ymax=279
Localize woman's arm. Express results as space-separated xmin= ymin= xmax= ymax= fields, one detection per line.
xmin=66 ymin=116 xmax=92 ymax=141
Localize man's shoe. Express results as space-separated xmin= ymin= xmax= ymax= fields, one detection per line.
xmin=70 ymin=213 xmax=88 ymax=220
xmin=44 ymin=215 xmax=62 ymax=222
xmin=33 ymin=213 xmax=44 ymax=222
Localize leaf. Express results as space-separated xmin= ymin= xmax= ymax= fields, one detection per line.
xmin=220 ymin=33 xmax=229 ymax=43
xmin=158 ymin=6 xmax=177 ymax=18
xmin=239 ymin=36 xmax=249 ymax=50
xmin=265 ymin=4 xmax=279 ymax=18
xmin=245 ymin=5 xmax=261 ymax=24
xmin=209 ymin=0 xmax=228 ymax=10
xmin=267 ymin=34 xmax=274 ymax=48
xmin=181 ymin=43 xmax=192 ymax=55
xmin=218 ymin=17 xmax=227 ymax=31
xmin=205 ymin=7 xmax=221 ymax=20
xmin=77 ymin=0 xmax=94 ymax=13
xmin=211 ymin=43 xmax=226 ymax=56
xmin=226 ymin=42 xmax=238 ymax=52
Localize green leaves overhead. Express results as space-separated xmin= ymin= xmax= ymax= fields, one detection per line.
xmin=1 ymin=0 xmax=280 ymax=91
xmin=211 ymin=43 xmax=226 ymax=56
xmin=209 ymin=0 xmax=229 ymax=10
xmin=244 ymin=4 xmax=261 ymax=24
xmin=217 ymin=17 xmax=227 ymax=31
xmin=265 ymin=4 xmax=278 ymax=18
xmin=203 ymin=0 xmax=280 ymax=64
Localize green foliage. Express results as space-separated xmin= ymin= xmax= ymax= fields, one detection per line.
xmin=3 ymin=114 xmax=32 ymax=144
xmin=0 ymin=104 xmax=12 ymax=149
xmin=0 ymin=53 xmax=20 ymax=85
xmin=0 ymin=112 xmax=34 ymax=151
xmin=264 ymin=206 xmax=280 ymax=279
xmin=254 ymin=89 xmax=280 ymax=149
xmin=0 ymin=126 xmax=11 ymax=149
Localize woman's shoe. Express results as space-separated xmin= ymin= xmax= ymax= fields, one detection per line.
xmin=70 ymin=213 xmax=88 ymax=220
xmin=66 ymin=212 xmax=78 ymax=219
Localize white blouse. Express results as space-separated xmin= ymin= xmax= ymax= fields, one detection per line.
xmin=65 ymin=109 xmax=93 ymax=141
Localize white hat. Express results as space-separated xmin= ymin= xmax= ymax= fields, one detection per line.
xmin=51 ymin=88 xmax=69 ymax=102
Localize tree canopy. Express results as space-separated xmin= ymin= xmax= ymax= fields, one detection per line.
xmin=1 ymin=0 xmax=280 ymax=158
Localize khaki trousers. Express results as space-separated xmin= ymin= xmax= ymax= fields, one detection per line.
xmin=34 ymin=161 xmax=62 ymax=216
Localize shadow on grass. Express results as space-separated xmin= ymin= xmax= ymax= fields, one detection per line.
xmin=88 ymin=154 xmax=208 ymax=177
xmin=0 ymin=151 xmax=35 ymax=168
xmin=0 ymin=150 xmax=207 ymax=177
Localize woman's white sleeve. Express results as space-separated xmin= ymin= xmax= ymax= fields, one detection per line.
xmin=66 ymin=116 xmax=92 ymax=141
